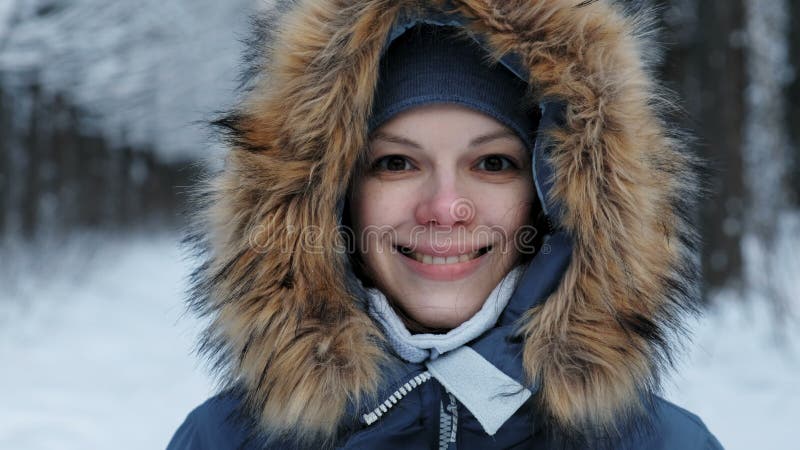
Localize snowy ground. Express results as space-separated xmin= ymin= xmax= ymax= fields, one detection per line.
xmin=1 ymin=232 xmax=797 ymax=449
xmin=665 ymin=217 xmax=800 ymax=450
xmin=666 ymin=295 xmax=800 ymax=450
xmin=0 ymin=233 xmax=213 ymax=450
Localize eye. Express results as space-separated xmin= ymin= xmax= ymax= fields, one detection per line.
xmin=476 ymin=155 xmax=518 ymax=172
xmin=372 ymin=155 xmax=415 ymax=172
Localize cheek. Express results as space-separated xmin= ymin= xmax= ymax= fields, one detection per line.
xmin=476 ymin=183 xmax=534 ymax=231
xmin=349 ymin=180 xmax=408 ymax=287
xmin=350 ymin=180 xmax=409 ymax=236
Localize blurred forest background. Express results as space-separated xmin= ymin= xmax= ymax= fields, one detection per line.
xmin=1 ymin=0 xmax=797 ymax=304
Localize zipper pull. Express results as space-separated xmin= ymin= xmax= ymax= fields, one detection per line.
xmin=361 ymin=371 xmax=432 ymax=426
xmin=438 ymin=389 xmax=458 ymax=450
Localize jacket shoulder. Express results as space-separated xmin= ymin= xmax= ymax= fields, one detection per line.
xmin=643 ymin=396 xmax=723 ymax=450
xmin=167 ymin=393 xmax=253 ymax=450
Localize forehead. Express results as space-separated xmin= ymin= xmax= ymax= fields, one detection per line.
xmin=370 ymin=104 xmax=522 ymax=149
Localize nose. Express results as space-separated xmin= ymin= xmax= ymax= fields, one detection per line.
xmin=414 ymin=173 xmax=474 ymax=227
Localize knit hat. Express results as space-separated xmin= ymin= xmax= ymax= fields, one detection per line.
xmin=369 ymin=25 xmax=536 ymax=150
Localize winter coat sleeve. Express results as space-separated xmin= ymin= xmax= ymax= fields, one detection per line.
xmin=649 ymin=396 xmax=724 ymax=450
xmin=166 ymin=393 xmax=251 ymax=450
xmin=166 ymin=412 xmax=199 ymax=450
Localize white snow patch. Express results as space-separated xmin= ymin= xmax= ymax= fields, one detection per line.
xmin=665 ymin=295 xmax=800 ymax=450
xmin=0 ymin=1 xmax=16 ymax=40
xmin=0 ymin=233 xmax=214 ymax=450
xmin=665 ymin=213 xmax=800 ymax=450
xmin=0 ymin=0 xmax=260 ymax=163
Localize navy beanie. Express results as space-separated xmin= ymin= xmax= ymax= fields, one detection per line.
xmin=369 ymin=25 xmax=535 ymax=150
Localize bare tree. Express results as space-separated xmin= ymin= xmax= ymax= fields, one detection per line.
xmin=0 ymin=81 xmax=7 ymax=235
xmin=788 ymin=0 xmax=800 ymax=206
xmin=743 ymin=0 xmax=797 ymax=327
xmin=744 ymin=0 xmax=792 ymax=238
xmin=693 ymin=0 xmax=748 ymax=294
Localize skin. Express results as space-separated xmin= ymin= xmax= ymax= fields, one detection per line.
xmin=349 ymin=103 xmax=535 ymax=330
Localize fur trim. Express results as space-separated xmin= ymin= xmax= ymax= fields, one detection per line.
xmin=188 ymin=0 xmax=702 ymax=444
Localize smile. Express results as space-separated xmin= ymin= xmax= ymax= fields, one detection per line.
xmin=396 ymin=245 xmax=492 ymax=265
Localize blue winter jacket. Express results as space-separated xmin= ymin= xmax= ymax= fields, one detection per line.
xmin=169 ymin=388 xmax=720 ymax=449
xmin=169 ymin=0 xmax=723 ymax=448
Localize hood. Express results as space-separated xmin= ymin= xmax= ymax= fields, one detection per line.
xmin=188 ymin=0 xmax=703 ymax=445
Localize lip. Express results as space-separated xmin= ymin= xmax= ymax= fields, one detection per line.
xmin=396 ymin=246 xmax=491 ymax=281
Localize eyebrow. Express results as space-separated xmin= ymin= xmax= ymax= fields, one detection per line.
xmin=370 ymin=132 xmax=423 ymax=149
xmin=370 ymin=129 xmax=519 ymax=149
xmin=468 ymin=129 xmax=519 ymax=147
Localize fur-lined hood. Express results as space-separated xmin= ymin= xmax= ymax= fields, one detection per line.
xmin=188 ymin=0 xmax=702 ymax=445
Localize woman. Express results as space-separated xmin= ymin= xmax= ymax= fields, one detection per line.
xmin=170 ymin=1 xmax=722 ymax=449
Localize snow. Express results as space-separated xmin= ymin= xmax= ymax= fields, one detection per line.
xmin=0 ymin=233 xmax=214 ymax=450
xmin=1 ymin=228 xmax=798 ymax=449
xmin=665 ymin=294 xmax=800 ymax=449
xmin=0 ymin=0 xmax=259 ymax=163
xmin=665 ymin=212 xmax=800 ymax=449
xmin=0 ymin=1 xmax=15 ymax=40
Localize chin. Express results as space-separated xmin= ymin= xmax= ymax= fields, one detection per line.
xmin=398 ymin=294 xmax=485 ymax=331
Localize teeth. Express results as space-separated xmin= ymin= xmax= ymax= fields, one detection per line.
xmin=406 ymin=249 xmax=485 ymax=265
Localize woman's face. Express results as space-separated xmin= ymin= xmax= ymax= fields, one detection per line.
xmin=350 ymin=103 xmax=535 ymax=330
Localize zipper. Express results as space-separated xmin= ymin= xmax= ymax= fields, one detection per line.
xmin=438 ymin=389 xmax=458 ymax=450
xmin=361 ymin=370 xmax=432 ymax=426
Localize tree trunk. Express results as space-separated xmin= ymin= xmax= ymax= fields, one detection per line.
xmin=655 ymin=0 xmax=747 ymax=295
xmin=21 ymin=79 xmax=42 ymax=240
xmin=788 ymin=0 xmax=800 ymax=207
xmin=743 ymin=0 xmax=792 ymax=239
xmin=693 ymin=0 xmax=747 ymax=293
xmin=0 ymin=79 xmax=8 ymax=235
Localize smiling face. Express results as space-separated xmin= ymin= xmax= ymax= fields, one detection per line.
xmin=349 ymin=103 xmax=535 ymax=330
